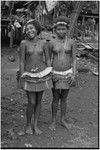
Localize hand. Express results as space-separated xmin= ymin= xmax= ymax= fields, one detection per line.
xmin=67 ymin=74 xmax=75 ymax=85
xmin=67 ymin=76 xmax=73 ymax=84
xmin=71 ymin=74 xmax=75 ymax=81
xmin=52 ymin=75 xmax=59 ymax=82
xmin=21 ymin=72 xmax=26 ymax=79
xmin=70 ymin=74 xmax=76 ymax=85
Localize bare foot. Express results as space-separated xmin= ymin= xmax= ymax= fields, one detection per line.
xmin=34 ymin=127 xmax=42 ymax=135
xmin=17 ymin=130 xmax=25 ymax=136
xmin=25 ymin=126 xmax=33 ymax=135
xmin=17 ymin=126 xmax=26 ymax=136
xmin=49 ymin=122 xmax=56 ymax=131
xmin=61 ymin=119 xmax=73 ymax=129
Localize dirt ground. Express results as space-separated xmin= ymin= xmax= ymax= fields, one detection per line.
xmin=1 ymin=46 xmax=99 ymax=148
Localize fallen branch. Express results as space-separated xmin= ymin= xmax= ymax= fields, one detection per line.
xmin=88 ymin=53 xmax=98 ymax=61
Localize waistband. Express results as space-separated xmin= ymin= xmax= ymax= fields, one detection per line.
xmin=52 ymin=68 xmax=73 ymax=76
xmin=23 ymin=75 xmax=51 ymax=83
xmin=21 ymin=67 xmax=53 ymax=79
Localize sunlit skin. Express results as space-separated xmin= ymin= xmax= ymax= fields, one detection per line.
xmin=25 ymin=24 xmax=37 ymax=39
xmin=52 ymin=25 xmax=72 ymax=71
xmin=55 ymin=25 xmax=68 ymax=39
xmin=49 ymin=24 xmax=76 ymax=131
xmin=19 ymin=23 xmax=51 ymax=135
xmin=23 ymin=24 xmax=48 ymax=74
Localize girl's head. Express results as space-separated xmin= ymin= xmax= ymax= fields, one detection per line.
xmin=53 ymin=16 xmax=70 ymax=39
xmin=24 ymin=19 xmax=42 ymax=39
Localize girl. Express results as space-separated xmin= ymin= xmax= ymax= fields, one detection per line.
xmin=18 ymin=19 xmax=52 ymax=135
xmin=48 ymin=16 xmax=77 ymax=131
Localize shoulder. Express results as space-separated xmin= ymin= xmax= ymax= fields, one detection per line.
xmin=40 ymin=39 xmax=47 ymax=48
xmin=41 ymin=39 xmax=47 ymax=44
xmin=48 ymin=38 xmax=56 ymax=48
xmin=68 ymin=38 xmax=76 ymax=46
xmin=42 ymin=39 xmax=53 ymax=46
xmin=20 ymin=40 xmax=26 ymax=46
xmin=67 ymin=37 xmax=73 ymax=43
xmin=20 ymin=40 xmax=27 ymax=51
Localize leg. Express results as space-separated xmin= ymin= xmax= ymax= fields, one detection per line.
xmin=18 ymin=91 xmax=36 ymax=135
xmin=60 ymin=89 xmax=72 ymax=129
xmin=33 ymin=91 xmax=43 ymax=135
xmin=25 ymin=91 xmax=36 ymax=134
xmin=49 ymin=89 xmax=60 ymax=131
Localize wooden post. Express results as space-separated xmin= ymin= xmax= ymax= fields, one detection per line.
xmin=10 ymin=20 xmax=13 ymax=48
xmin=82 ymin=16 xmax=85 ymax=25
xmin=9 ymin=2 xmax=14 ymax=48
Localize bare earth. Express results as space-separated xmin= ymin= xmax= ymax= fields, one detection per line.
xmin=1 ymin=47 xmax=98 ymax=148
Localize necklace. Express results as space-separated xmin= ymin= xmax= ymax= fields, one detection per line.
xmin=27 ymin=36 xmax=39 ymax=48
xmin=57 ymin=36 xmax=67 ymax=50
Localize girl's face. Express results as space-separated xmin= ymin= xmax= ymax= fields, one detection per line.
xmin=55 ymin=25 xmax=67 ymax=39
xmin=26 ymin=24 xmax=37 ymax=39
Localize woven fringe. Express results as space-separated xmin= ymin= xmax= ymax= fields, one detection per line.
xmin=22 ymin=78 xmax=53 ymax=91
xmin=53 ymin=79 xmax=70 ymax=89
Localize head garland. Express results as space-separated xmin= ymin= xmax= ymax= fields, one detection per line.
xmin=53 ymin=16 xmax=70 ymax=28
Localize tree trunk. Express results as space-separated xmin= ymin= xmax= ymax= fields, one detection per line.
xmin=68 ymin=1 xmax=84 ymax=38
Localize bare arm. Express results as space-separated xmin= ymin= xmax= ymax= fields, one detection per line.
xmin=19 ymin=40 xmax=26 ymax=75
xmin=43 ymin=42 xmax=51 ymax=67
xmin=72 ymin=40 xmax=77 ymax=76
xmin=47 ymin=41 xmax=54 ymax=66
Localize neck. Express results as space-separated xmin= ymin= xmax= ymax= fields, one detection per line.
xmin=26 ymin=35 xmax=38 ymax=42
xmin=57 ymin=36 xmax=66 ymax=41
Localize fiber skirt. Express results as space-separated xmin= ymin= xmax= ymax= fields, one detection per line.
xmin=52 ymin=68 xmax=73 ymax=89
xmin=18 ymin=75 xmax=53 ymax=92
xmin=17 ymin=67 xmax=53 ymax=92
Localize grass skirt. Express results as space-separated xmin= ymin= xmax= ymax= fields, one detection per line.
xmin=17 ymin=74 xmax=53 ymax=92
xmin=52 ymin=68 xmax=73 ymax=89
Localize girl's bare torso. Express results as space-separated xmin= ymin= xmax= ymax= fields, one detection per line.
xmin=51 ymin=38 xmax=73 ymax=71
xmin=24 ymin=40 xmax=46 ymax=73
